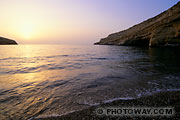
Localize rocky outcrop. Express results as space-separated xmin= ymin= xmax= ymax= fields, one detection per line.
xmin=0 ymin=37 xmax=18 ymax=45
xmin=95 ymin=2 xmax=180 ymax=47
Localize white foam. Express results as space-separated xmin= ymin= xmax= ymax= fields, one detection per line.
xmin=104 ymin=88 xmax=180 ymax=104
xmin=35 ymin=114 xmax=60 ymax=119
xmin=104 ymin=97 xmax=134 ymax=104
xmin=147 ymin=88 xmax=180 ymax=95
xmin=35 ymin=109 xmax=84 ymax=119
xmin=82 ymin=102 xmax=100 ymax=106
xmin=136 ymin=88 xmax=180 ymax=99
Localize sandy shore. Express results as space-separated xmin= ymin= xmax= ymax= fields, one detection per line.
xmin=36 ymin=91 xmax=180 ymax=120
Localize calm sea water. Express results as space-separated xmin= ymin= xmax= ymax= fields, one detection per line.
xmin=0 ymin=45 xmax=180 ymax=119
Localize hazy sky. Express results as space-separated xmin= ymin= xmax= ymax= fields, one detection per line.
xmin=0 ymin=0 xmax=179 ymax=44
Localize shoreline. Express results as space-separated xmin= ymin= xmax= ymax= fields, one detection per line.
xmin=35 ymin=90 xmax=180 ymax=120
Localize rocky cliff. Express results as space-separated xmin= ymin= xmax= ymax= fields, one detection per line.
xmin=95 ymin=2 xmax=180 ymax=47
xmin=0 ymin=37 xmax=18 ymax=45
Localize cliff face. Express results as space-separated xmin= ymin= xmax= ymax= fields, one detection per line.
xmin=95 ymin=2 xmax=180 ymax=47
xmin=0 ymin=37 xmax=18 ymax=45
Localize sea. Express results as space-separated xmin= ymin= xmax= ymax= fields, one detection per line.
xmin=0 ymin=44 xmax=180 ymax=119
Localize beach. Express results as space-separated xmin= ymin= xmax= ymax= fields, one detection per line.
xmin=36 ymin=91 xmax=180 ymax=120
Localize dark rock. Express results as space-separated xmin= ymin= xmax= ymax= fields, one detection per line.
xmin=95 ymin=2 xmax=180 ymax=47
xmin=0 ymin=37 xmax=18 ymax=45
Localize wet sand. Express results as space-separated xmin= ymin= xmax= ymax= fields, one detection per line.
xmin=36 ymin=91 xmax=180 ymax=120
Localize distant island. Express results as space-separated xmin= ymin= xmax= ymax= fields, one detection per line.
xmin=95 ymin=2 xmax=180 ymax=47
xmin=0 ymin=37 xmax=18 ymax=45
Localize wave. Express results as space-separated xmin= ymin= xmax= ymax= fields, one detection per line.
xmin=78 ymin=88 xmax=180 ymax=107
xmin=32 ymin=89 xmax=180 ymax=120
xmin=32 ymin=109 xmax=82 ymax=120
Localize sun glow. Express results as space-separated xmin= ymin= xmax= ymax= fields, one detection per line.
xmin=10 ymin=18 xmax=39 ymax=41
xmin=20 ymin=24 xmax=34 ymax=40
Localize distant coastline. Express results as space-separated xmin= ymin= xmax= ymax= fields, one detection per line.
xmin=0 ymin=37 xmax=18 ymax=45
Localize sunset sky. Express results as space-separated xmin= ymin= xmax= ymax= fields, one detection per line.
xmin=0 ymin=0 xmax=179 ymax=44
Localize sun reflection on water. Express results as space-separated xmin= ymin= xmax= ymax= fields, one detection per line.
xmin=0 ymin=45 xmax=180 ymax=119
